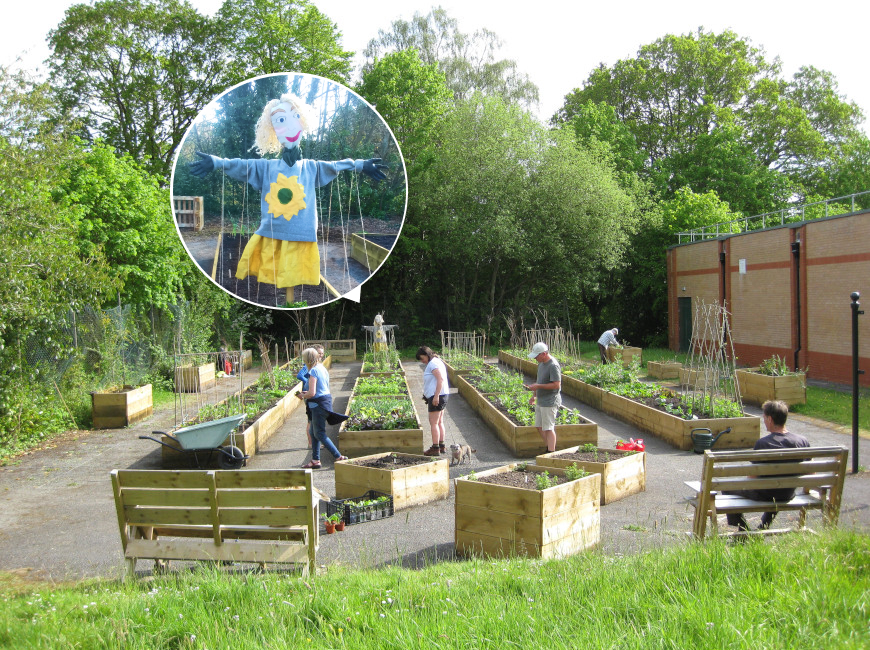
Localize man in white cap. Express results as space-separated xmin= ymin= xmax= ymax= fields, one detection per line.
xmin=597 ymin=328 xmax=620 ymax=364
xmin=524 ymin=342 xmax=562 ymax=452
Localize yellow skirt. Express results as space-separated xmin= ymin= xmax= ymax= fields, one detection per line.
xmin=235 ymin=235 xmax=320 ymax=288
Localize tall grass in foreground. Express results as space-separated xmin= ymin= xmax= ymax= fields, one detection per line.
xmin=1 ymin=531 xmax=867 ymax=649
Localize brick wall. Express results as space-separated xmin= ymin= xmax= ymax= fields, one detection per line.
xmin=668 ymin=211 xmax=869 ymax=386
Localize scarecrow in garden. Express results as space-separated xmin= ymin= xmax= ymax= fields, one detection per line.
xmin=189 ymin=93 xmax=388 ymax=289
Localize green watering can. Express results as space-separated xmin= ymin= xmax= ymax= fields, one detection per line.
xmin=690 ymin=427 xmax=732 ymax=454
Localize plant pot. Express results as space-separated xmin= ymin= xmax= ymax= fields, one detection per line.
xmin=325 ymin=521 xmax=336 ymax=534
xmin=335 ymin=520 xmax=345 ymax=532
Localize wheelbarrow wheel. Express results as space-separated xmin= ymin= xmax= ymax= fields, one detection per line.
xmin=218 ymin=446 xmax=246 ymax=470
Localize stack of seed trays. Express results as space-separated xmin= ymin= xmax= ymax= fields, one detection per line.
xmin=326 ymin=490 xmax=394 ymax=525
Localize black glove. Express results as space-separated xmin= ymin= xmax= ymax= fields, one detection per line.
xmin=361 ymin=158 xmax=388 ymax=182
xmin=189 ymin=151 xmax=215 ymax=178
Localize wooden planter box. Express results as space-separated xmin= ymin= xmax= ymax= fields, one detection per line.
xmin=678 ymin=367 xmax=717 ymax=388
xmin=454 ymin=373 xmax=597 ymax=456
xmin=335 ymin=452 xmax=449 ymax=510
xmin=647 ymin=361 xmax=682 ymax=380
xmin=736 ymin=368 xmax=807 ymax=406
xmin=535 ymin=447 xmax=646 ymax=505
xmin=339 ymin=375 xmax=424 ymax=457
xmin=91 ymin=384 xmax=153 ymax=429
xmin=561 ymin=374 xmax=606 ymax=410
xmin=498 ymin=350 xmax=539 ymax=377
xmin=455 ymin=464 xmax=600 ymax=559
xmin=350 ymin=233 xmax=390 ymax=271
xmin=293 ymin=339 xmax=357 ymax=362
xmin=174 ymin=362 xmax=216 ymax=393
xmin=443 ymin=360 xmax=487 ymax=386
xmin=360 ymin=358 xmax=405 ymax=378
xmin=559 ymin=375 xmax=760 ymax=451
xmin=607 ymin=346 xmax=642 ymax=367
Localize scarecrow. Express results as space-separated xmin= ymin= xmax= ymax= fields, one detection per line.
xmin=189 ymin=93 xmax=388 ymax=289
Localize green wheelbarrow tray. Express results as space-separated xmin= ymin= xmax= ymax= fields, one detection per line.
xmin=140 ymin=413 xmax=248 ymax=469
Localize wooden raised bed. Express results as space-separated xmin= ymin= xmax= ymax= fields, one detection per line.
xmin=498 ymin=350 xmax=539 ymax=376
xmin=678 ymin=367 xmax=716 ymax=388
xmin=453 ymin=373 xmax=597 ymax=456
xmin=338 ymin=393 xmax=425 ymax=458
xmin=350 ymin=233 xmax=391 ymax=271
xmin=92 ymin=384 xmax=153 ymax=429
xmin=335 ymin=452 xmax=449 ymax=510
xmin=174 ymin=362 xmax=215 ymax=393
xmin=735 ymin=368 xmax=807 ymax=406
xmin=535 ymin=446 xmax=646 ymax=505
xmin=455 ymin=464 xmax=600 ymax=559
xmin=360 ymin=358 xmax=406 ymax=378
xmin=607 ymin=346 xmax=642 ymax=367
xmin=599 ymin=389 xmax=759 ymax=451
xmin=647 ymin=361 xmax=682 ymax=380
xmin=293 ymin=339 xmax=357 ymax=362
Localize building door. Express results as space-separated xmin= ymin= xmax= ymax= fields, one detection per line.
xmin=678 ymin=297 xmax=692 ymax=352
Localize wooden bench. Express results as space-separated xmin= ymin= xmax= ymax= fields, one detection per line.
xmin=685 ymin=446 xmax=848 ymax=539
xmin=111 ymin=469 xmax=323 ymax=579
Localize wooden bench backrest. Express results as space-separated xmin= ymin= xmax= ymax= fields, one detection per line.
xmin=112 ymin=469 xmax=316 ymax=546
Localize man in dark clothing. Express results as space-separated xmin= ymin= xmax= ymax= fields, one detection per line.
xmin=726 ymin=400 xmax=810 ymax=531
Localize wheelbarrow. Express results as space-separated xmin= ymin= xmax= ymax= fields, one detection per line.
xmin=140 ymin=413 xmax=248 ymax=469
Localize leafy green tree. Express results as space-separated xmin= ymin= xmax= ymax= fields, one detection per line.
xmin=357 ymin=48 xmax=452 ymax=175
xmin=216 ymin=0 xmax=353 ymax=87
xmin=364 ymin=6 xmax=538 ymax=109
xmin=53 ymin=141 xmax=189 ymax=310
xmin=48 ymin=0 xmax=224 ymax=179
xmin=557 ymin=29 xmax=864 ymax=208
xmin=0 ymin=68 xmax=116 ymax=446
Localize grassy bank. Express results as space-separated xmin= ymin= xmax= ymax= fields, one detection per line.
xmin=1 ymin=531 xmax=867 ymax=649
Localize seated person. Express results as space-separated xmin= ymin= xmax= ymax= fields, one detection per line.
xmin=725 ymin=400 xmax=810 ymax=532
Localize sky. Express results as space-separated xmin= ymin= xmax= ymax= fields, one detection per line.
xmin=3 ymin=0 xmax=868 ymax=130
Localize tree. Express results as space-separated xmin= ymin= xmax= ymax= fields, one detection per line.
xmin=216 ymin=0 xmax=353 ymax=87
xmin=357 ymin=48 xmax=452 ymax=174
xmin=557 ymin=29 xmax=864 ymax=207
xmin=53 ymin=141 xmax=190 ymax=310
xmin=0 ymin=68 xmax=116 ymax=442
xmin=364 ymin=6 xmax=538 ymax=109
xmin=48 ymin=0 xmax=224 ymax=179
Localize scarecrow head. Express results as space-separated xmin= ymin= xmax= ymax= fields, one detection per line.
xmin=253 ymin=93 xmax=312 ymax=155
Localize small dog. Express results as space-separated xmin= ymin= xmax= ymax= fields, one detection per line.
xmin=449 ymin=444 xmax=476 ymax=466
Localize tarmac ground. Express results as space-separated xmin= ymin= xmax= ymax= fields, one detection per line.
xmin=0 ymin=358 xmax=867 ymax=582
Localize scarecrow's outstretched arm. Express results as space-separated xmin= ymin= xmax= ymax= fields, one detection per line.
xmin=362 ymin=158 xmax=389 ymax=182
xmin=189 ymin=151 xmax=215 ymax=178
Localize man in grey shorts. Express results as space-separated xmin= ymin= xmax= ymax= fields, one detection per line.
xmin=524 ymin=342 xmax=562 ymax=452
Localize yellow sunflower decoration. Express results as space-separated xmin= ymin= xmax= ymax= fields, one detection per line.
xmin=264 ymin=173 xmax=306 ymax=221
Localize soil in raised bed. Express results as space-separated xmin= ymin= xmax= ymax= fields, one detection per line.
xmin=357 ymin=233 xmax=398 ymax=249
xmin=476 ymin=469 xmax=570 ymax=491
xmin=550 ymin=449 xmax=636 ymax=463
xmin=350 ymin=455 xmax=435 ymax=470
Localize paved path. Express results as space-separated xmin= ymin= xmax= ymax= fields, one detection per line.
xmin=1 ymin=359 xmax=867 ymax=582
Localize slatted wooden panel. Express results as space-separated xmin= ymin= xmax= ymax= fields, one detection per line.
xmin=174 ymin=196 xmax=204 ymax=231
xmin=111 ymin=469 xmax=317 ymax=578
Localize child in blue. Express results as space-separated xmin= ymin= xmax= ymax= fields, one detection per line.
xmin=296 ymin=344 xmax=324 ymax=447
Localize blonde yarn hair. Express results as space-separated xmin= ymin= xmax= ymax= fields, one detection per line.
xmin=252 ymin=93 xmax=312 ymax=156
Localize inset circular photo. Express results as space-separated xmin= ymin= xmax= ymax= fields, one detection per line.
xmin=171 ymin=72 xmax=407 ymax=309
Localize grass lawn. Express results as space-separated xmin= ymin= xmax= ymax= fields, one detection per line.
xmin=1 ymin=531 xmax=867 ymax=649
